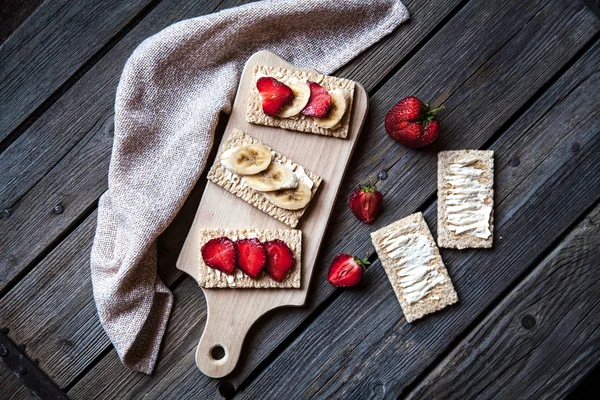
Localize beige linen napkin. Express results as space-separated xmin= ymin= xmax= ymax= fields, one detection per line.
xmin=91 ymin=0 xmax=409 ymax=374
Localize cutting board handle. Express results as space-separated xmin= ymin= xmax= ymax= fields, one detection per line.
xmin=195 ymin=304 xmax=250 ymax=378
xmin=195 ymin=290 xmax=302 ymax=378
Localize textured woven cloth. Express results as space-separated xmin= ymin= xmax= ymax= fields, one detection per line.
xmin=91 ymin=0 xmax=409 ymax=374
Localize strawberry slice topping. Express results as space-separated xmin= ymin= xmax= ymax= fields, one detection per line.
xmin=257 ymin=77 xmax=294 ymax=117
xmin=301 ymin=81 xmax=331 ymax=117
xmin=235 ymin=238 xmax=267 ymax=279
xmin=327 ymin=254 xmax=370 ymax=287
xmin=264 ymin=240 xmax=295 ymax=282
xmin=201 ymin=237 xmax=237 ymax=275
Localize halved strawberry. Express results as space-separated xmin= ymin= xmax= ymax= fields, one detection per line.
xmin=257 ymin=77 xmax=293 ymax=117
xmin=236 ymin=238 xmax=267 ymax=279
xmin=349 ymin=185 xmax=384 ymax=224
xmin=264 ymin=240 xmax=295 ymax=282
xmin=327 ymin=254 xmax=370 ymax=287
xmin=201 ymin=237 xmax=237 ymax=274
xmin=301 ymin=81 xmax=331 ymax=117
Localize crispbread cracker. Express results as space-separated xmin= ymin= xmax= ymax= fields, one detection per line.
xmin=246 ymin=65 xmax=355 ymax=139
xmin=371 ymin=212 xmax=458 ymax=323
xmin=198 ymin=228 xmax=301 ymax=288
xmin=437 ymin=150 xmax=494 ymax=249
xmin=207 ymin=129 xmax=322 ymax=228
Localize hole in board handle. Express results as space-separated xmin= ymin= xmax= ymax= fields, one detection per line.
xmin=210 ymin=345 xmax=226 ymax=361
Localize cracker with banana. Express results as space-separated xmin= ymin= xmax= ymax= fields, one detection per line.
xmin=246 ymin=65 xmax=355 ymax=139
xmin=207 ymin=129 xmax=322 ymax=228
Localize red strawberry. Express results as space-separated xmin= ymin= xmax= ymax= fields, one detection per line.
xmin=257 ymin=77 xmax=293 ymax=116
xmin=301 ymin=81 xmax=331 ymax=117
xmin=201 ymin=237 xmax=237 ymax=274
xmin=327 ymin=254 xmax=370 ymax=287
xmin=264 ymin=240 xmax=295 ymax=282
xmin=236 ymin=238 xmax=267 ymax=279
xmin=384 ymin=96 xmax=444 ymax=148
xmin=349 ymin=185 xmax=384 ymax=224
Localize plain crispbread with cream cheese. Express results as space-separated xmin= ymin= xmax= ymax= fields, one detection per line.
xmin=207 ymin=129 xmax=322 ymax=228
xmin=198 ymin=228 xmax=301 ymax=288
xmin=438 ymin=150 xmax=494 ymax=249
xmin=246 ymin=65 xmax=355 ymax=139
xmin=371 ymin=212 xmax=458 ymax=323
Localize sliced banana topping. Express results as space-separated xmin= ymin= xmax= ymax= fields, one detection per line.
xmin=315 ymin=89 xmax=348 ymax=129
xmin=221 ymin=144 xmax=272 ymax=175
xmin=278 ymin=82 xmax=311 ymax=118
xmin=263 ymin=183 xmax=312 ymax=211
xmin=243 ymin=162 xmax=298 ymax=192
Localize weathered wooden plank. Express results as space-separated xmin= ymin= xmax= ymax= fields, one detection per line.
xmin=236 ymin=43 xmax=600 ymax=399
xmin=0 ymin=0 xmax=156 ymax=145
xmin=0 ymin=211 xmax=113 ymax=388
xmin=0 ymin=0 xmax=42 ymax=44
xmin=0 ymin=0 xmax=226 ymax=294
xmin=66 ymin=2 xmax=600 ymax=397
xmin=1 ymin=367 xmax=33 ymax=399
xmin=407 ymin=205 xmax=600 ymax=399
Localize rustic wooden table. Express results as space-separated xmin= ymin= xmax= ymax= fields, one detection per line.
xmin=1 ymin=0 xmax=599 ymax=399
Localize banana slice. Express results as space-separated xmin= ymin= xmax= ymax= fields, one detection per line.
xmin=221 ymin=144 xmax=272 ymax=175
xmin=315 ymin=89 xmax=348 ymax=129
xmin=263 ymin=183 xmax=312 ymax=210
xmin=243 ymin=162 xmax=298 ymax=191
xmin=278 ymin=82 xmax=311 ymax=118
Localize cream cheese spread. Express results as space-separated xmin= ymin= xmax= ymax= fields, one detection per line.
xmin=379 ymin=223 xmax=447 ymax=304
xmin=444 ymin=160 xmax=492 ymax=239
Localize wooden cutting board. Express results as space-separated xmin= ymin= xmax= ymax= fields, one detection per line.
xmin=177 ymin=50 xmax=368 ymax=378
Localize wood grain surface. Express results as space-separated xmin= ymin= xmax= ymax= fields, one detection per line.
xmin=237 ymin=38 xmax=600 ymax=399
xmin=1 ymin=0 xmax=599 ymax=398
xmin=0 ymin=0 xmax=156 ymax=145
xmin=408 ymin=204 xmax=600 ymax=399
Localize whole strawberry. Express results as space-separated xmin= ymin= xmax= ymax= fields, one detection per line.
xmin=385 ymin=96 xmax=444 ymax=148
xmin=327 ymin=254 xmax=370 ymax=287
xmin=349 ymin=185 xmax=383 ymax=224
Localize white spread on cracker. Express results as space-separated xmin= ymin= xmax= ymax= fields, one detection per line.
xmin=444 ymin=159 xmax=492 ymax=239
xmin=379 ymin=222 xmax=447 ymax=304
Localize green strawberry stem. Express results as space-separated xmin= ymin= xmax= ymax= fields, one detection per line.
xmin=361 ymin=184 xmax=377 ymax=192
xmin=428 ymin=106 xmax=445 ymax=114
xmin=353 ymin=256 xmax=371 ymax=268
xmin=419 ymin=104 xmax=444 ymax=127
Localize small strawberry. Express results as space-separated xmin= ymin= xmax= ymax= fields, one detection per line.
xmin=257 ymin=77 xmax=294 ymax=116
xmin=327 ymin=254 xmax=370 ymax=287
xmin=301 ymin=81 xmax=331 ymax=117
xmin=384 ymin=96 xmax=444 ymax=148
xmin=201 ymin=237 xmax=237 ymax=275
xmin=349 ymin=185 xmax=384 ymax=224
xmin=236 ymin=238 xmax=267 ymax=279
xmin=264 ymin=239 xmax=295 ymax=282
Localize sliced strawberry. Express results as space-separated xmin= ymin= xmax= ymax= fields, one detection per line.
xmin=349 ymin=185 xmax=384 ymax=224
xmin=257 ymin=77 xmax=293 ymax=117
xmin=301 ymin=81 xmax=331 ymax=117
xmin=235 ymin=238 xmax=267 ymax=279
xmin=201 ymin=237 xmax=236 ymax=274
xmin=327 ymin=254 xmax=370 ymax=287
xmin=264 ymin=240 xmax=295 ymax=282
